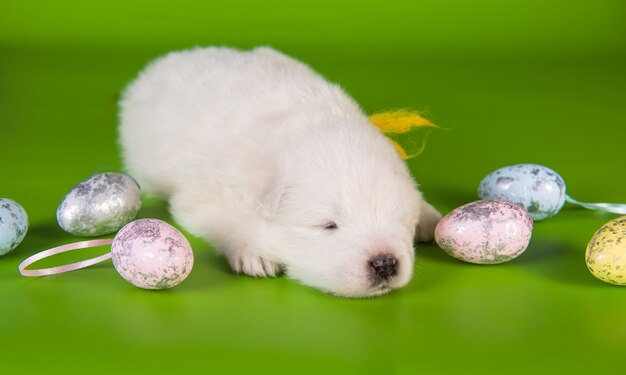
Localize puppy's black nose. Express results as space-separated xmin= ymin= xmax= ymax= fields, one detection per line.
xmin=369 ymin=255 xmax=398 ymax=279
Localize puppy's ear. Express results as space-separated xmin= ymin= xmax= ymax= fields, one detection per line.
xmin=257 ymin=184 xmax=290 ymax=219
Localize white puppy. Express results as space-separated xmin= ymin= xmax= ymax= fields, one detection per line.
xmin=119 ymin=47 xmax=441 ymax=297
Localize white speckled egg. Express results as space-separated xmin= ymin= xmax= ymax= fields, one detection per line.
xmin=0 ymin=198 xmax=28 ymax=256
xmin=585 ymin=216 xmax=626 ymax=286
xmin=111 ymin=219 xmax=194 ymax=289
xmin=478 ymin=164 xmax=566 ymax=220
xmin=57 ymin=173 xmax=141 ymax=236
xmin=435 ymin=200 xmax=533 ymax=264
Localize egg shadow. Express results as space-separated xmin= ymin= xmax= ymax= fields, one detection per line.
xmin=173 ymin=244 xmax=243 ymax=291
xmin=428 ymin=186 xmax=477 ymax=211
xmin=205 ymin=252 xmax=237 ymax=275
xmin=136 ymin=198 xmax=171 ymax=220
xmin=5 ymin=221 xmax=71 ymax=261
xmin=512 ymin=238 xmax=602 ymax=287
xmin=416 ymin=242 xmax=462 ymax=266
xmin=1 ymin=221 xmax=82 ymax=281
xmin=404 ymin=243 xmax=464 ymax=294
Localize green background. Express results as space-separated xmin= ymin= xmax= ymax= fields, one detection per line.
xmin=1 ymin=0 xmax=625 ymax=373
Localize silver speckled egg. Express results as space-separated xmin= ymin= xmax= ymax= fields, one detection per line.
xmin=478 ymin=164 xmax=566 ymax=220
xmin=57 ymin=173 xmax=141 ymax=236
xmin=0 ymin=198 xmax=28 ymax=256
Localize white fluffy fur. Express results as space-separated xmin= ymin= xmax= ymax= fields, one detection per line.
xmin=119 ymin=46 xmax=441 ymax=297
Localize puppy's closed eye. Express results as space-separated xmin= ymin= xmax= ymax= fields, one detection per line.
xmin=320 ymin=221 xmax=338 ymax=231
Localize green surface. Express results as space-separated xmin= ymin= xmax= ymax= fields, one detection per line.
xmin=1 ymin=1 xmax=625 ymax=373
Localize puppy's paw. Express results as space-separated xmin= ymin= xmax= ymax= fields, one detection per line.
xmin=416 ymin=201 xmax=443 ymax=243
xmin=227 ymin=248 xmax=283 ymax=278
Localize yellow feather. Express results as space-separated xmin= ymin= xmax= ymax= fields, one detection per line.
xmin=369 ymin=110 xmax=436 ymax=133
xmin=369 ymin=110 xmax=438 ymax=160
xmin=391 ymin=141 xmax=409 ymax=160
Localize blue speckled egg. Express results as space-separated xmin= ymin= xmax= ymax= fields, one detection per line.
xmin=478 ymin=164 xmax=566 ymax=220
xmin=0 ymin=198 xmax=29 ymax=255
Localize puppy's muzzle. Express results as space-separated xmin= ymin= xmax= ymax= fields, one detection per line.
xmin=369 ymin=255 xmax=398 ymax=280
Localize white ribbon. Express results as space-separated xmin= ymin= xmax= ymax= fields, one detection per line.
xmin=565 ymin=195 xmax=626 ymax=215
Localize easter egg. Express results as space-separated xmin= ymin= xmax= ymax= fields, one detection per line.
xmin=57 ymin=173 xmax=141 ymax=236
xmin=435 ymin=200 xmax=533 ymax=264
xmin=585 ymin=216 xmax=626 ymax=285
xmin=478 ymin=164 xmax=566 ymax=220
xmin=0 ymin=198 xmax=29 ymax=256
xmin=111 ymin=219 xmax=194 ymax=289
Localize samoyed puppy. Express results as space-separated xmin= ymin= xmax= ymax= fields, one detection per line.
xmin=119 ymin=46 xmax=441 ymax=297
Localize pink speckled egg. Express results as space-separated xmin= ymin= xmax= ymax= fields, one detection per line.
xmin=111 ymin=219 xmax=194 ymax=289
xmin=435 ymin=200 xmax=533 ymax=264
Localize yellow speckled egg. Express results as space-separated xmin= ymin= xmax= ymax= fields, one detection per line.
xmin=585 ymin=216 xmax=626 ymax=285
